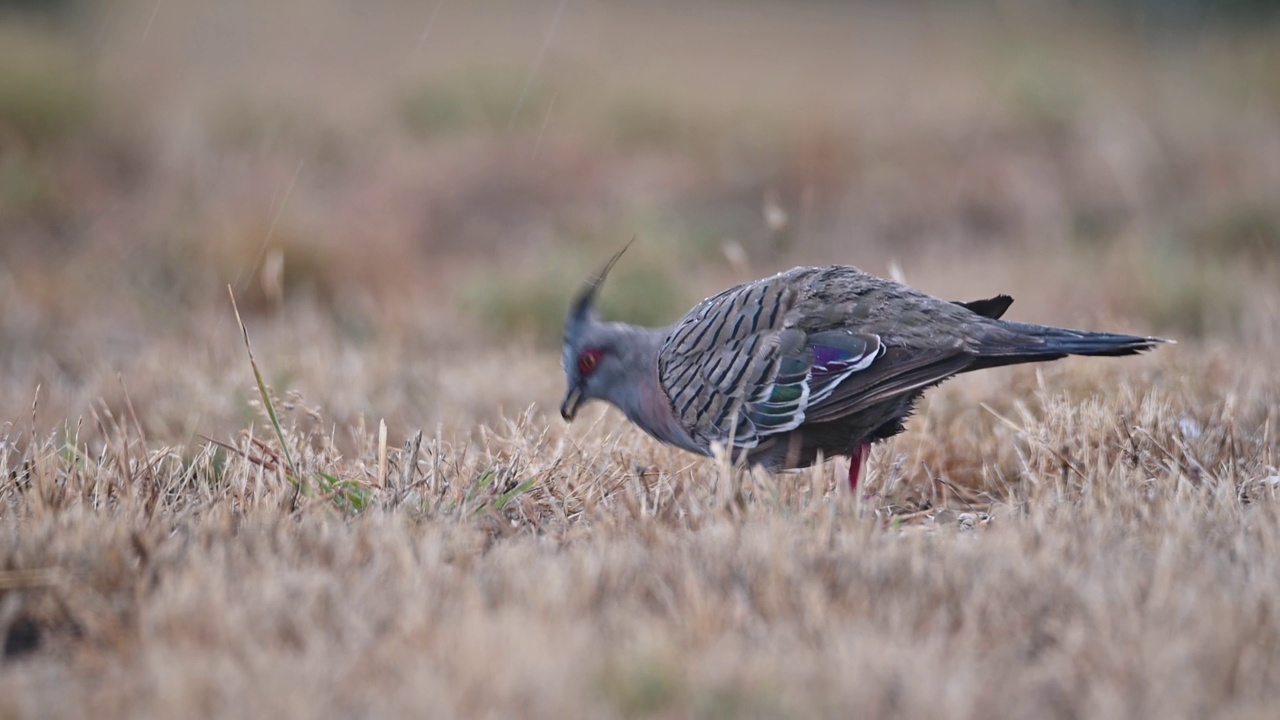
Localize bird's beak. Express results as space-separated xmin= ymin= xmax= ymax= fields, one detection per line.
xmin=560 ymin=386 xmax=583 ymax=422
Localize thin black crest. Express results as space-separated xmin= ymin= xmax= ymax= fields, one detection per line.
xmin=568 ymin=238 xmax=634 ymax=330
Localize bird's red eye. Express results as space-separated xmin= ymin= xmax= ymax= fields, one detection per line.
xmin=577 ymin=349 xmax=602 ymax=375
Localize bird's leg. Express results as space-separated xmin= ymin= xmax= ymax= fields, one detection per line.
xmin=848 ymin=442 xmax=871 ymax=493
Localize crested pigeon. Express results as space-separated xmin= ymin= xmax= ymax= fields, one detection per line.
xmin=559 ymin=248 xmax=1168 ymax=491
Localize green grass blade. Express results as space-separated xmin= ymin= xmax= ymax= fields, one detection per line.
xmin=229 ymin=287 xmax=304 ymax=496
xmin=494 ymin=477 xmax=537 ymax=510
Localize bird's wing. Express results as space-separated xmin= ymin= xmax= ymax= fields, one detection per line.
xmin=658 ymin=270 xmax=995 ymax=447
xmin=800 ymin=346 xmax=973 ymax=423
xmin=658 ymin=277 xmax=884 ymax=450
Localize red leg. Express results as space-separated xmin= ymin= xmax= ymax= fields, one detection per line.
xmin=848 ymin=442 xmax=871 ymax=493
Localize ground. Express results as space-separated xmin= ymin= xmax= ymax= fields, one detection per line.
xmin=1 ymin=1 xmax=1279 ymax=717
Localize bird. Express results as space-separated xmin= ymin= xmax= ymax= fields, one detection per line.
xmin=559 ymin=246 xmax=1168 ymax=492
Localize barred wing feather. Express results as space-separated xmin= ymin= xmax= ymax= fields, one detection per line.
xmin=658 ymin=279 xmax=883 ymax=450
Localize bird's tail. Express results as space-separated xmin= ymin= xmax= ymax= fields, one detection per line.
xmin=970 ymin=321 xmax=1170 ymax=370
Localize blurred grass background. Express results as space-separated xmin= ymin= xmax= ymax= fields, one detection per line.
xmin=2 ymin=4 xmax=1280 ymax=716
xmin=1 ymin=0 xmax=1278 ymax=444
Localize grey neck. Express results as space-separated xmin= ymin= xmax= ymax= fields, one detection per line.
xmin=604 ymin=323 xmax=705 ymax=455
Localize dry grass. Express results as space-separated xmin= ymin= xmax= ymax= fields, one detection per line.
xmin=2 ymin=1 xmax=1280 ymax=717
xmin=1 ymin=354 xmax=1278 ymax=718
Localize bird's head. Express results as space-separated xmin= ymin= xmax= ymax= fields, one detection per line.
xmin=560 ymin=242 xmax=633 ymax=422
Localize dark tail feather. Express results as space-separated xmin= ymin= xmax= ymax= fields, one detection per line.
xmin=953 ymin=294 xmax=1014 ymax=320
xmin=970 ymin=321 xmax=1170 ymax=371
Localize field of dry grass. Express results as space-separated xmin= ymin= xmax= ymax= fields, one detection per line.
xmin=2 ymin=1 xmax=1280 ymax=717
